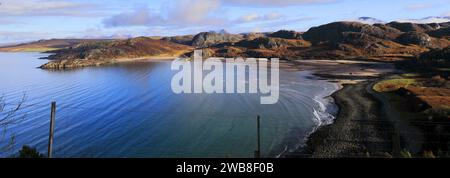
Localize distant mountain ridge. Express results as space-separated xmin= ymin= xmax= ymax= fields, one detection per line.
xmin=352 ymin=16 xmax=450 ymax=25
xmin=0 ymin=39 xmax=112 ymax=52
xmin=1 ymin=18 xmax=448 ymax=69
xmin=396 ymin=16 xmax=450 ymax=24
xmin=354 ymin=17 xmax=386 ymax=24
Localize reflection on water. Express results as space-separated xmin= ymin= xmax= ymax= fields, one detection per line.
xmin=0 ymin=52 xmax=337 ymax=158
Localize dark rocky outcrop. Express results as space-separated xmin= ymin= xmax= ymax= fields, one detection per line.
xmin=191 ymin=31 xmax=243 ymax=47
xmin=161 ymin=35 xmax=194 ymax=45
xmin=420 ymin=46 xmax=450 ymax=60
xmin=268 ymin=30 xmax=303 ymax=39
xmin=427 ymin=27 xmax=450 ymax=38
xmin=235 ymin=37 xmax=309 ymax=49
xmin=242 ymin=32 xmax=267 ymax=40
xmin=399 ymin=46 xmax=450 ymax=78
xmin=386 ymin=22 xmax=439 ymax=33
xmin=339 ymin=32 xmax=381 ymax=48
xmin=396 ymin=32 xmax=433 ymax=47
xmin=302 ymin=22 xmax=389 ymax=45
xmin=372 ymin=24 xmax=403 ymax=39
xmin=439 ymin=22 xmax=450 ymax=28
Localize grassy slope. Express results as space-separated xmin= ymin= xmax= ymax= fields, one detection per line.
xmin=0 ymin=39 xmax=111 ymax=52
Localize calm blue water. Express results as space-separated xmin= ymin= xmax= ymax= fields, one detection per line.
xmin=0 ymin=52 xmax=337 ymax=158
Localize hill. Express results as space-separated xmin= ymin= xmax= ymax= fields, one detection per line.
xmin=0 ymin=39 xmax=111 ymax=52
xmin=35 ymin=20 xmax=450 ymax=69
xmin=40 ymin=37 xmax=193 ymax=69
xmin=198 ymin=21 xmax=450 ymax=60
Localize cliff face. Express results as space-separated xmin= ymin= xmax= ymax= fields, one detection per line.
xmin=40 ymin=37 xmax=192 ymax=69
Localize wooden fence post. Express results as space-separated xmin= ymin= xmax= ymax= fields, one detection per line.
xmin=48 ymin=101 xmax=56 ymax=158
xmin=254 ymin=115 xmax=261 ymax=158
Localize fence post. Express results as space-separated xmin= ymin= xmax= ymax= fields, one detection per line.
xmin=392 ymin=121 xmax=401 ymax=158
xmin=48 ymin=101 xmax=56 ymax=158
xmin=254 ymin=115 xmax=261 ymax=158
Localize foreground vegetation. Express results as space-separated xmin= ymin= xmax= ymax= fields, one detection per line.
xmin=373 ymin=54 xmax=450 ymax=157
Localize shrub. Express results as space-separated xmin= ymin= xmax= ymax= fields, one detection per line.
xmin=400 ymin=150 xmax=412 ymax=158
xmin=17 ymin=145 xmax=45 ymax=158
xmin=423 ymin=150 xmax=436 ymax=158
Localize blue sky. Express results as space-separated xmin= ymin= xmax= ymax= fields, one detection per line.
xmin=1 ymin=0 xmax=450 ymax=44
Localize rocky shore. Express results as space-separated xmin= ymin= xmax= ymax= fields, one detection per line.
xmin=300 ymin=82 xmax=394 ymax=157
xmin=280 ymin=59 xmax=400 ymax=158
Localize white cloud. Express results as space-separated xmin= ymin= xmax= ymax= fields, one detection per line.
xmin=167 ymin=0 xmax=222 ymax=25
xmin=396 ymin=16 xmax=450 ymax=24
xmin=405 ymin=3 xmax=433 ymax=11
xmin=238 ymin=13 xmax=260 ymax=22
xmin=236 ymin=12 xmax=283 ymax=23
xmin=103 ymin=0 xmax=225 ymax=27
xmin=224 ymin=0 xmax=336 ymax=7
xmin=103 ymin=8 xmax=164 ymax=27
xmin=0 ymin=0 xmax=99 ymax=17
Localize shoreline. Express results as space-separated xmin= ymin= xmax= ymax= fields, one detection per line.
xmin=33 ymin=53 xmax=400 ymax=157
xmin=38 ymin=55 xmax=184 ymax=69
xmin=285 ymin=81 xmax=394 ymax=158
xmin=307 ymin=82 xmax=392 ymax=157
xmin=284 ymin=59 xmax=398 ymax=158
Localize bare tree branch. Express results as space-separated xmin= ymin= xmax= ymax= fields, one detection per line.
xmin=0 ymin=94 xmax=27 ymax=127
xmin=0 ymin=94 xmax=27 ymax=156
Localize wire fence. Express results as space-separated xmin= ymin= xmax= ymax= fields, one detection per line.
xmin=1 ymin=100 xmax=450 ymax=158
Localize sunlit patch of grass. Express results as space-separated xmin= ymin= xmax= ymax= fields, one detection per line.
xmin=435 ymin=68 xmax=450 ymax=72
xmin=401 ymin=73 xmax=421 ymax=78
xmin=373 ymin=79 xmax=418 ymax=92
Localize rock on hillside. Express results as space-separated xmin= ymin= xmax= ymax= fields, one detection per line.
xmin=427 ymin=27 xmax=450 ymax=38
xmin=161 ymin=35 xmax=194 ymax=45
xmin=418 ymin=46 xmax=450 ymax=68
xmin=302 ymin=22 xmax=390 ymax=45
xmin=386 ymin=22 xmax=440 ymax=32
xmin=191 ymin=31 xmax=243 ymax=47
xmin=396 ymin=32 xmax=433 ymax=47
xmin=420 ymin=46 xmax=450 ymax=60
xmin=235 ymin=37 xmax=310 ymax=49
xmin=268 ymin=30 xmax=303 ymax=39
xmin=242 ymin=32 xmax=267 ymax=40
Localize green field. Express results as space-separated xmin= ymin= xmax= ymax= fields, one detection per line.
xmin=373 ymin=78 xmax=418 ymax=92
